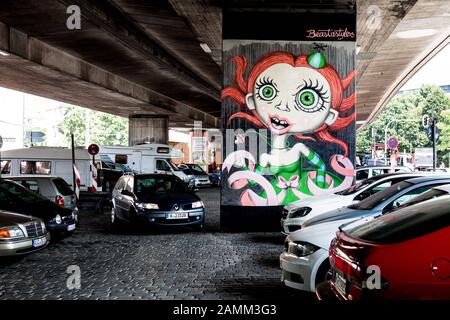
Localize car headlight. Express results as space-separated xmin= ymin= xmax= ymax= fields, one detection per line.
xmin=137 ymin=203 xmax=159 ymax=210
xmin=192 ymin=201 xmax=204 ymax=209
xmin=288 ymin=241 xmax=320 ymax=257
xmin=41 ymin=221 xmax=46 ymax=232
xmin=0 ymin=226 xmax=25 ymax=239
xmin=53 ymin=214 xmax=62 ymax=224
xmin=289 ymin=207 xmax=312 ymax=218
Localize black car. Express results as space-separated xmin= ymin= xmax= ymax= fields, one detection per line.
xmin=111 ymin=173 xmax=205 ymax=229
xmin=0 ymin=179 xmax=77 ymax=237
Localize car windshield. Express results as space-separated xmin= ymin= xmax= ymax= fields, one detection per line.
xmin=188 ymin=165 xmax=206 ymax=175
xmin=349 ymin=181 xmax=413 ymax=210
xmin=53 ymin=178 xmax=74 ymax=196
xmin=0 ymin=180 xmax=46 ymax=203
xmin=335 ymin=176 xmax=380 ymax=195
xmin=134 ymin=176 xmax=188 ymax=195
xmin=346 ymin=196 xmax=450 ymax=244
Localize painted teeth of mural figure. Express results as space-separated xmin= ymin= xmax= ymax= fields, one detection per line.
xmin=222 ymin=51 xmax=356 ymax=207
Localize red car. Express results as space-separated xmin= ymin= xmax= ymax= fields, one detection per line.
xmin=317 ymin=196 xmax=450 ymax=300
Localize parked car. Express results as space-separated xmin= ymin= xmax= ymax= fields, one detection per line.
xmin=355 ymin=165 xmax=412 ymax=183
xmin=7 ymin=175 xmax=77 ymax=211
xmin=303 ymin=176 xmax=450 ymax=228
xmin=318 ymin=196 xmax=450 ymax=300
xmin=280 ymin=179 xmax=450 ymax=293
xmin=0 ymin=179 xmax=77 ymax=237
xmin=111 ymin=173 xmax=205 ymax=229
xmin=0 ymin=209 xmax=50 ymax=257
xmin=281 ymin=173 xmax=424 ymax=234
xmin=178 ymin=164 xmax=211 ymax=188
xmin=208 ymin=165 xmax=221 ymax=187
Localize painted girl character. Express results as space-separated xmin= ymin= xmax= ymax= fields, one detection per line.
xmin=222 ymin=51 xmax=356 ymax=206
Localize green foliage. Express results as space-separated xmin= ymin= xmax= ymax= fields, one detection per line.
xmin=58 ymin=106 xmax=128 ymax=147
xmin=357 ymin=85 xmax=450 ymax=165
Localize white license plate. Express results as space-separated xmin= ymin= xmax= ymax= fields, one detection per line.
xmin=32 ymin=237 xmax=46 ymax=248
xmin=67 ymin=224 xmax=76 ymax=231
xmin=166 ymin=212 xmax=188 ymax=219
xmin=334 ymin=273 xmax=347 ymax=296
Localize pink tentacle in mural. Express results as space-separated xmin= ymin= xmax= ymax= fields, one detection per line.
xmin=228 ymin=171 xmax=279 ymax=206
xmin=222 ymin=150 xmax=256 ymax=173
xmin=307 ymin=155 xmax=355 ymax=196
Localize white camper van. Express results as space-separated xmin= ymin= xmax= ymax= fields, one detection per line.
xmin=0 ymin=147 xmax=91 ymax=191
xmin=99 ymin=144 xmax=194 ymax=185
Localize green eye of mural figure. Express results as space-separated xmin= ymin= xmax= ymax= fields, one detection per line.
xmin=259 ymin=84 xmax=276 ymax=100
xmin=298 ymin=90 xmax=316 ymax=107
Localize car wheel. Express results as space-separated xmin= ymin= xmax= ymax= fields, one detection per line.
xmin=315 ymin=259 xmax=332 ymax=287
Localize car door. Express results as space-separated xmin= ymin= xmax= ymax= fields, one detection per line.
xmin=121 ymin=176 xmax=135 ymax=220
xmin=112 ymin=176 xmax=128 ymax=219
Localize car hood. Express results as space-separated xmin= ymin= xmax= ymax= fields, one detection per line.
xmin=284 ymin=193 xmax=342 ymax=211
xmin=137 ymin=192 xmax=200 ymax=210
xmin=0 ymin=210 xmax=38 ymax=226
xmin=288 ymin=218 xmax=358 ymax=249
xmin=303 ymin=206 xmax=380 ymax=227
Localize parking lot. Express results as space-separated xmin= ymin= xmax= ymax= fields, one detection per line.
xmin=0 ymin=188 xmax=313 ymax=300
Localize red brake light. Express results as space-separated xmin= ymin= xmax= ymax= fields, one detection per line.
xmin=55 ymin=195 xmax=65 ymax=207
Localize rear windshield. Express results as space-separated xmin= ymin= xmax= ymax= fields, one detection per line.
xmin=53 ymin=178 xmax=74 ymax=196
xmin=350 ymin=181 xmax=412 ymax=210
xmin=346 ymin=197 xmax=450 ymax=244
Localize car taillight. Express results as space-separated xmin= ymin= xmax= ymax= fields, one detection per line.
xmin=55 ymin=195 xmax=65 ymax=207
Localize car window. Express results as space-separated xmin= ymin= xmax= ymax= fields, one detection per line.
xmin=392 ymin=188 xmax=448 ymax=211
xmin=156 ymin=160 xmax=171 ymax=171
xmin=0 ymin=181 xmax=44 ymax=202
xmin=350 ymin=181 xmax=413 ymax=210
xmin=18 ymin=180 xmax=40 ymax=193
xmin=20 ymin=161 xmax=51 ymax=174
xmin=53 ymin=178 xmax=74 ymax=196
xmin=346 ymin=197 xmax=450 ymax=244
xmin=114 ymin=177 xmax=127 ymax=191
xmin=1 ymin=160 xmax=11 ymax=174
xmin=188 ymin=165 xmax=206 ymax=175
xmin=135 ymin=176 xmax=188 ymax=195
xmin=372 ymin=169 xmax=383 ymax=176
xmin=356 ymin=169 xmax=369 ymax=180
xmin=125 ymin=177 xmax=133 ymax=193
xmin=384 ymin=184 xmax=444 ymax=212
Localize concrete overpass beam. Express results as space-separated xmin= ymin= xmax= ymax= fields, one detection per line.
xmin=128 ymin=115 xmax=169 ymax=146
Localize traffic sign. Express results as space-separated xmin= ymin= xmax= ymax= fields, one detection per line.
xmin=88 ymin=143 xmax=100 ymax=156
xmin=387 ymin=137 xmax=398 ymax=150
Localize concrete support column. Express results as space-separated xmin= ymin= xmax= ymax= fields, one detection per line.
xmin=128 ymin=115 xmax=168 ymax=146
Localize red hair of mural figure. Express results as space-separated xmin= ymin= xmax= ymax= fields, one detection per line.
xmin=222 ymin=51 xmax=356 ymax=156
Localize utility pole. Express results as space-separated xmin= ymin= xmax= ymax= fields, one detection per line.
xmin=432 ymin=118 xmax=437 ymax=172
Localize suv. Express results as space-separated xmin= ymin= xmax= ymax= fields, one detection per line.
xmin=355 ymin=166 xmax=412 ymax=182
xmin=8 ymin=175 xmax=77 ymax=211
xmin=111 ymin=173 xmax=205 ymax=229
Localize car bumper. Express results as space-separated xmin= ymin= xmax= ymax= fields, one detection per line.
xmin=0 ymin=233 xmax=50 ymax=257
xmin=46 ymin=218 xmax=77 ymax=234
xmin=316 ymin=281 xmax=342 ymax=301
xmin=195 ymin=180 xmax=211 ymax=187
xmin=280 ymin=248 xmax=328 ymax=292
xmin=138 ymin=209 xmax=205 ymax=227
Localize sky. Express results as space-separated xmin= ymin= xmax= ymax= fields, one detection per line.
xmin=401 ymin=43 xmax=450 ymax=90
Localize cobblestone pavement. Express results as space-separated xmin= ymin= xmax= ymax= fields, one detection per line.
xmin=0 ymin=188 xmax=314 ymax=300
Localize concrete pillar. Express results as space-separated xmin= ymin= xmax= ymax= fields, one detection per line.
xmin=128 ymin=115 xmax=168 ymax=146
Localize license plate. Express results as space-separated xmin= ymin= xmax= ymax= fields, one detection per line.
xmin=334 ymin=273 xmax=347 ymax=296
xmin=67 ymin=224 xmax=76 ymax=231
xmin=166 ymin=212 xmax=188 ymax=219
xmin=32 ymin=237 xmax=46 ymax=248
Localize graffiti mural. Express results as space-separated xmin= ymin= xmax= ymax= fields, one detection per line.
xmin=222 ymin=47 xmax=356 ymax=207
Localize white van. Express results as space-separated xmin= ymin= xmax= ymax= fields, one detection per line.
xmin=0 ymin=147 xmax=91 ymax=191
xmin=99 ymin=144 xmax=194 ymax=185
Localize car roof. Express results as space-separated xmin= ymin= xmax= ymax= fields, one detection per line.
xmin=6 ymin=175 xmax=60 ymax=180
xmin=356 ymin=165 xmax=410 ymax=170
xmin=131 ymin=173 xmax=175 ymax=178
xmin=403 ymin=175 xmax=450 ymax=184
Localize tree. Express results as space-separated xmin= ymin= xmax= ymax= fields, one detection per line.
xmin=58 ymin=106 xmax=128 ymax=147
